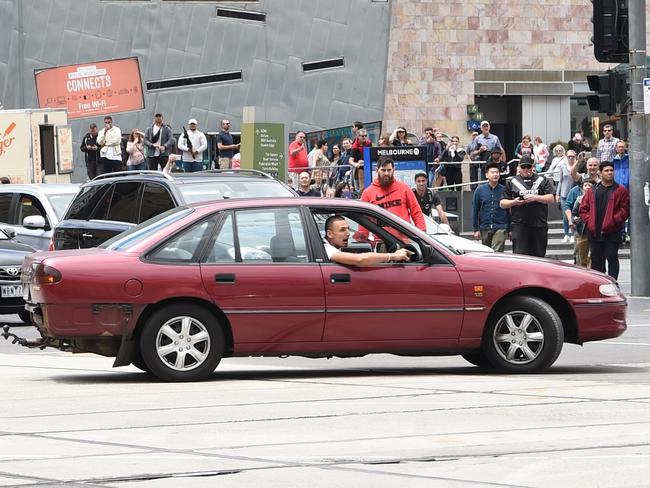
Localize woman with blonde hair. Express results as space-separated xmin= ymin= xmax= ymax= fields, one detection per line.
xmin=126 ymin=129 xmax=146 ymax=171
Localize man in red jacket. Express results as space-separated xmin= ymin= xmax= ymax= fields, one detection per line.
xmin=361 ymin=156 xmax=426 ymax=238
xmin=579 ymin=161 xmax=629 ymax=280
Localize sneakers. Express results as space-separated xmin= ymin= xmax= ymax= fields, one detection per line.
xmin=562 ymin=235 xmax=570 ymax=243
xmin=569 ymin=235 xmax=575 ymax=244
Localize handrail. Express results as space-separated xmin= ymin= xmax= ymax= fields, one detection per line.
xmin=91 ymin=170 xmax=173 ymax=181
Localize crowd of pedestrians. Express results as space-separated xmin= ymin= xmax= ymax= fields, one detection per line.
xmin=79 ymin=114 xmax=631 ymax=279
xmin=80 ymin=113 xmax=237 ymax=180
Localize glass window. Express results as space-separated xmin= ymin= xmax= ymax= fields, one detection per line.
xmin=139 ymin=183 xmax=175 ymax=223
xmin=148 ymin=218 xmax=213 ymax=263
xmin=203 ymin=214 xmax=235 ymax=263
xmin=102 ymin=207 xmax=193 ymax=251
xmin=312 ymin=210 xmax=424 ymax=262
xmin=65 ymin=184 xmax=111 ymax=220
xmin=105 ymin=182 xmax=140 ymax=223
xmin=46 ymin=192 xmax=77 ymax=219
xmin=18 ymin=195 xmax=47 ymax=226
xmin=0 ymin=194 xmax=13 ymax=223
xmin=235 ymin=208 xmax=308 ymax=263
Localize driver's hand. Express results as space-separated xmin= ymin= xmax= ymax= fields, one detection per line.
xmin=392 ymin=248 xmax=414 ymax=262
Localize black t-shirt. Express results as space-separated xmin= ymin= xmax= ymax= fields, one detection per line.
xmin=594 ymin=183 xmax=614 ymax=237
xmin=412 ymin=188 xmax=441 ymax=217
xmin=502 ymin=174 xmax=554 ymax=227
xmin=297 ymin=188 xmax=321 ymax=197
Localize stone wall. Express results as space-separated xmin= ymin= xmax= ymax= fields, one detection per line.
xmin=383 ymin=0 xmax=622 ymax=142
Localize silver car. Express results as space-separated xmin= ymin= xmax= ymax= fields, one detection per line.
xmin=0 ymin=184 xmax=79 ymax=251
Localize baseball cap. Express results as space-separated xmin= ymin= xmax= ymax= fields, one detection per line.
xmin=518 ymin=155 xmax=534 ymax=167
xmin=188 ymin=118 xmax=198 ymax=125
xmin=414 ymin=171 xmax=428 ymax=180
xmin=480 ymin=120 xmax=490 ymax=127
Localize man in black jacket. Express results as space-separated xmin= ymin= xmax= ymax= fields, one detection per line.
xmin=144 ymin=113 xmax=175 ymax=171
xmin=80 ymin=123 xmax=100 ymax=180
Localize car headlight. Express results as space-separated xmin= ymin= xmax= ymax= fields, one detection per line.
xmin=599 ymin=283 xmax=620 ymax=297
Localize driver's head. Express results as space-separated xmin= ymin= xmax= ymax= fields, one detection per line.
xmin=325 ymin=215 xmax=349 ymax=249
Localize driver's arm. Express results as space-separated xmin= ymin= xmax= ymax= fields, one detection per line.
xmin=330 ymin=248 xmax=412 ymax=266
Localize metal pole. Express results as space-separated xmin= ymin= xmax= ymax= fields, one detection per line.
xmin=628 ymin=0 xmax=649 ymax=296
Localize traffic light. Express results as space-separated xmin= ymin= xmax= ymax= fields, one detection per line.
xmin=586 ymin=71 xmax=627 ymax=115
xmin=591 ymin=0 xmax=629 ymax=63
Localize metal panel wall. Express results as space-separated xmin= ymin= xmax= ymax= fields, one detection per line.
xmin=0 ymin=0 xmax=390 ymax=180
xmin=522 ymin=96 xmax=571 ymax=145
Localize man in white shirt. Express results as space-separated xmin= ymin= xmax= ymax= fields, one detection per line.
xmin=323 ymin=215 xmax=412 ymax=265
xmin=96 ymin=116 xmax=122 ymax=175
xmin=178 ymin=118 xmax=208 ymax=172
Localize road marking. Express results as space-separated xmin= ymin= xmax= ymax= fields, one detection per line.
xmin=626 ymin=323 xmax=650 ymax=327
xmin=589 ymin=341 xmax=650 ymax=346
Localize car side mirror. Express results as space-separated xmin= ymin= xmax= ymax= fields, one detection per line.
xmin=23 ymin=215 xmax=47 ymax=230
xmin=3 ymin=227 xmax=16 ymax=238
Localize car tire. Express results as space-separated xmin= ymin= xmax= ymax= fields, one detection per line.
xmin=18 ymin=310 xmax=31 ymax=324
xmin=482 ymin=296 xmax=563 ymax=373
xmin=131 ymin=351 xmax=151 ymax=373
xmin=461 ymin=349 xmax=493 ymax=369
xmin=140 ymin=304 xmax=224 ymax=381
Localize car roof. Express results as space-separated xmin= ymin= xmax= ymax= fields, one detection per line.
xmin=0 ymin=184 xmax=80 ymax=194
xmin=188 ymin=196 xmax=386 ymax=214
xmin=81 ymin=169 xmax=280 ymax=187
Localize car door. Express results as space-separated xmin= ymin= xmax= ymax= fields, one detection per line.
xmin=312 ymin=209 xmax=464 ymax=343
xmin=200 ymin=207 xmax=325 ymax=345
xmin=13 ymin=192 xmax=51 ymax=250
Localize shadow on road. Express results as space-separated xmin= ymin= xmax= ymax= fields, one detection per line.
xmin=47 ymin=363 xmax=648 ymax=385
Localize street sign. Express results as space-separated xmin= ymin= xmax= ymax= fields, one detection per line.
xmin=643 ymin=78 xmax=650 ymax=114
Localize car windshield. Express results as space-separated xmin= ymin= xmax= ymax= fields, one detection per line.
xmin=0 ymin=229 xmax=9 ymax=240
xmin=178 ymin=180 xmax=294 ymax=204
xmin=47 ymin=193 xmax=77 ymax=219
xmin=101 ymin=207 xmax=194 ymax=251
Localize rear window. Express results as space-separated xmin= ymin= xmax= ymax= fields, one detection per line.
xmin=65 ymin=185 xmax=111 ymax=220
xmin=46 ymin=193 xmax=77 ymax=219
xmin=177 ymin=180 xmax=294 ymax=204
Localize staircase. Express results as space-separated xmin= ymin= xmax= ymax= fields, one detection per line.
xmin=461 ymin=220 xmax=631 ymax=261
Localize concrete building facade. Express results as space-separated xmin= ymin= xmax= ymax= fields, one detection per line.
xmin=0 ymin=0 xmax=638 ymax=180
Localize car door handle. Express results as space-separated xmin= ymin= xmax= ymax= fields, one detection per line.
xmin=330 ymin=273 xmax=350 ymax=284
xmin=82 ymin=233 xmax=94 ymax=238
xmin=215 ymin=273 xmax=236 ymax=284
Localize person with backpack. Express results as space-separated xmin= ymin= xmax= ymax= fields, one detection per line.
xmin=412 ymin=171 xmax=449 ymax=225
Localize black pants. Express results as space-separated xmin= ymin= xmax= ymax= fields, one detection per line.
xmin=85 ymin=160 xmax=98 ymax=180
xmin=445 ymin=166 xmax=462 ymax=187
xmin=98 ymin=158 xmax=121 ymax=175
xmin=589 ymin=236 xmax=621 ymax=280
xmin=511 ymin=225 xmax=548 ymax=258
xmin=148 ymin=155 xmax=168 ymax=171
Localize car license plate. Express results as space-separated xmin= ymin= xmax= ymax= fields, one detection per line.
xmin=1 ymin=284 xmax=23 ymax=298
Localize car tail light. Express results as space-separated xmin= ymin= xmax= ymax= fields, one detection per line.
xmin=33 ymin=264 xmax=62 ymax=284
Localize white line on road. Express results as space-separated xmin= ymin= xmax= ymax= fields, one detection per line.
xmin=626 ymin=323 xmax=650 ymax=327
xmin=589 ymin=342 xmax=650 ymax=346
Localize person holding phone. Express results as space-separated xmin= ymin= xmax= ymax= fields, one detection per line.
xmin=80 ymin=123 xmax=100 ymax=180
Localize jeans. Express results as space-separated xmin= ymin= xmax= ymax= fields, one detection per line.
xmin=589 ymin=235 xmax=621 ymax=280
xmin=181 ymin=161 xmax=203 ymax=172
xmin=127 ymin=162 xmax=147 ymax=171
xmin=560 ymin=197 xmax=571 ymax=236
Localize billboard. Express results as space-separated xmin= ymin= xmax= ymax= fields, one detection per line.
xmin=34 ymin=57 xmax=144 ymax=120
xmin=241 ymin=123 xmax=286 ymax=181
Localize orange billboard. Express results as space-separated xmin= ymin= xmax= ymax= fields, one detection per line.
xmin=35 ymin=57 xmax=144 ymax=120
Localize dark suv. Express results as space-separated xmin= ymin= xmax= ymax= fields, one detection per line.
xmin=52 ymin=170 xmax=296 ymax=250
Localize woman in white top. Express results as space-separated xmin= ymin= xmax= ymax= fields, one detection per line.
xmin=533 ymin=136 xmax=549 ymax=173
xmin=547 ymin=145 xmax=566 ymax=184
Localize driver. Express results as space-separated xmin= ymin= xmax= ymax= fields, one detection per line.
xmin=324 ymin=215 xmax=413 ymax=265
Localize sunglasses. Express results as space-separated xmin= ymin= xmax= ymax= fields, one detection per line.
xmin=603 ymin=129 xmax=612 ymax=132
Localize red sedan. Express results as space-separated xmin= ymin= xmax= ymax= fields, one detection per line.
xmin=19 ymin=198 xmax=626 ymax=381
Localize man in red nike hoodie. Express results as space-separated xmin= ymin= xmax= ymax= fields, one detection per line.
xmin=361 ymin=156 xmax=426 ymax=235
